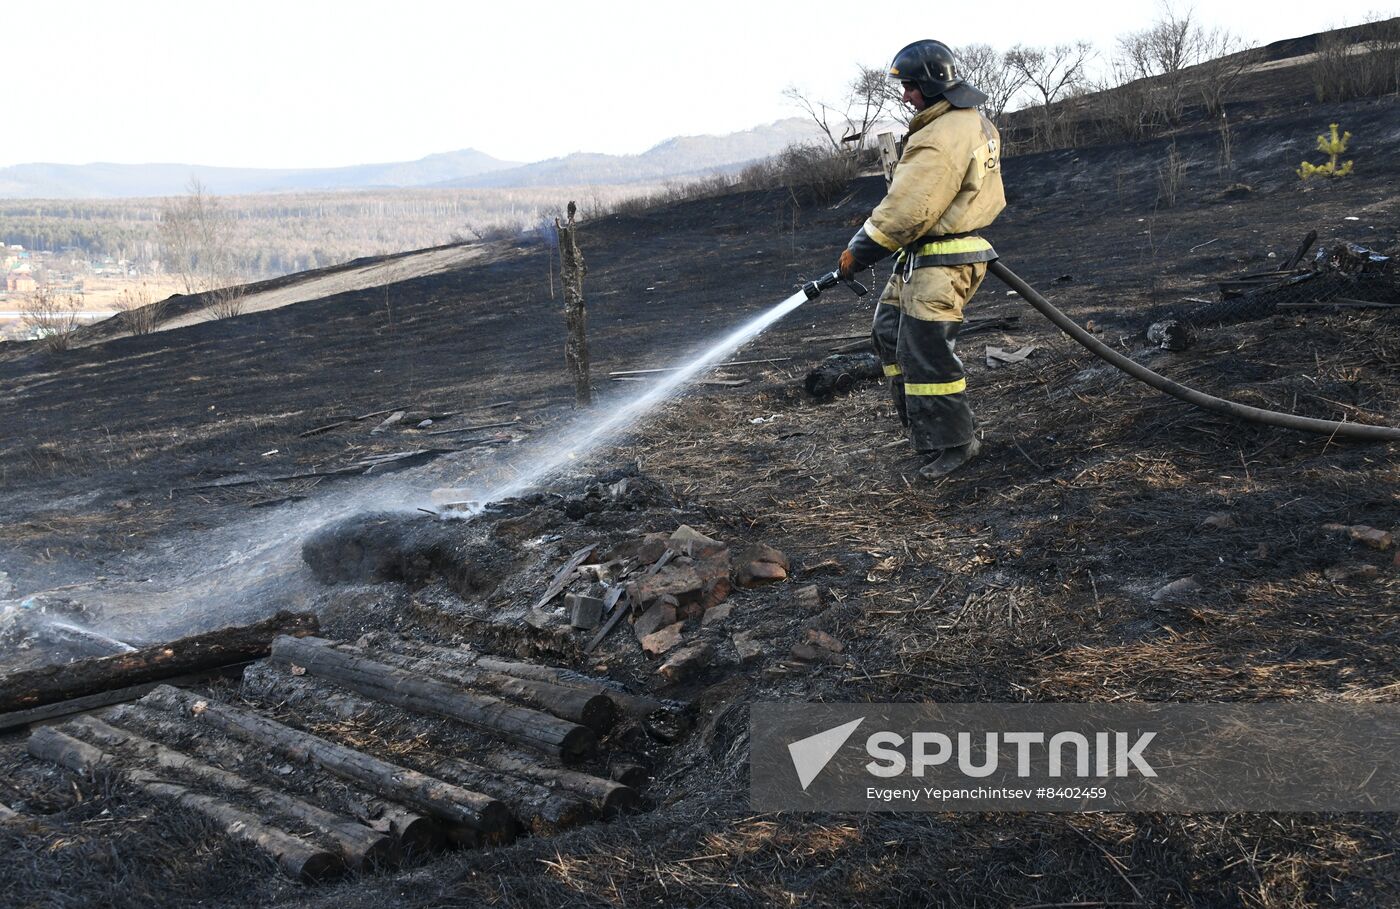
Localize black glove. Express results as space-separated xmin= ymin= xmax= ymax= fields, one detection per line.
xmin=838 ymin=225 xmax=895 ymax=279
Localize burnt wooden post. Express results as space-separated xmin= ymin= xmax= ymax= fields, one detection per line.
xmin=556 ymin=202 xmax=591 ymax=407
xmin=877 ymin=132 xmax=900 ymax=188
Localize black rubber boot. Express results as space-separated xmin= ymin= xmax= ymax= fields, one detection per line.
xmin=918 ymin=437 xmax=981 ymax=481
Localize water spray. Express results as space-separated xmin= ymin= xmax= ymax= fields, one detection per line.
xmin=430 ymin=270 xmax=867 ymax=512
xmin=2 ymin=270 xmax=871 ymax=662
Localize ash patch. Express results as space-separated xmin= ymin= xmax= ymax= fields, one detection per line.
xmin=301 ymin=511 xmax=515 ymax=599
xmin=0 ymin=765 xmax=288 ymax=909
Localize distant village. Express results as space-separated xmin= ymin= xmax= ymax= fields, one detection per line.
xmin=1 ymin=243 xmax=148 ymax=340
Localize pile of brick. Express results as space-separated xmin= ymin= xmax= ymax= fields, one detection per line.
xmin=544 ymin=526 xmax=789 ymax=684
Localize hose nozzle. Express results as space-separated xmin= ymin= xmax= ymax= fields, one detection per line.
xmin=803 ymin=270 xmax=869 ymax=300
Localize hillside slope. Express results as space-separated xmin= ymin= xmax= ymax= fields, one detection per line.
xmin=1 ymin=75 xmax=1397 ymax=909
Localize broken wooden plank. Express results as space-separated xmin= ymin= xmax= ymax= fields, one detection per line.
xmin=356 ymin=449 xmax=456 ymax=473
xmin=369 ymin=411 xmax=406 ymax=434
xmin=0 ymin=611 xmax=318 ymax=714
xmin=609 ymin=357 xmax=792 ymax=377
xmin=28 ymin=725 xmax=344 ymax=882
xmin=1278 ymin=300 xmax=1396 ymax=310
xmin=176 ymin=465 xmax=363 ymax=492
xmin=532 ymin=544 xmax=598 ymax=611
xmin=583 ymin=586 xmax=629 ymax=655
xmin=1283 ymin=229 xmax=1319 ymax=271
xmin=420 ymin=419 xmax=521 ymax=435
xmin=299 ymin=418 xmax=354 ymax=438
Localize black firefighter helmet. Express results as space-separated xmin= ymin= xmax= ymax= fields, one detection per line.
xmin=887 ymin=40 xmax=989 ymax=110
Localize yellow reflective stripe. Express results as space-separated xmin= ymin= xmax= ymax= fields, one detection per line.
xmin=905 ymin=378 xmax=967 ymax=396
xmin=863 ymin=219 xmax=902 ymax=252
xmin=883 ymin=363 xmax=902 ymax=377
xmin=914 ymin=237 xmax=993 ymax=256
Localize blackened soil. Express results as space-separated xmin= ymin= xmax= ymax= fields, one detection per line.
xmin=1 ymin=56 xmax=1398 ymax=909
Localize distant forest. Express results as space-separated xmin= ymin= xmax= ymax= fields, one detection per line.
xmin=0 ymin=185 xmax=654 ymax=278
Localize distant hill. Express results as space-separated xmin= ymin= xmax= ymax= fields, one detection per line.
xmin=0 ymin=118 xmax=836 ymax=199
xmin=0 ymin=149 xmax=521 ymax=199
xmin=435 ymin=118 xmax=831 ymax=188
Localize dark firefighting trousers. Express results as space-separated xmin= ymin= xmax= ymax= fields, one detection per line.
xmin=871 ymin=261 xmax=988 ymax=453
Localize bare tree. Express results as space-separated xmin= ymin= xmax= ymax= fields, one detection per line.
xmin=160 ymin=178 xmax=225 ymax=294
xmin=158 ymin=178 xmax=250 ymax=319
xmin=1091 ymin=59 xmax=1157 ymax=140
xmin=784 ymin=64 xmax=894 ymax=152
xmin=956 ymin=44 xmax=1028 ymax=125
xmin=203 ymin=284 xmax=248 ymax=320
xmin=1005 ymin=42 xmax=1095 ymax=148
xmin=1117 ymin=5 xmax=1219 ymax=126
xmin=20 ymin=285 xmax=83 ymax=351
xmin=1195 ymin=30 xmax=1257 ymax=117
xmin=113 ymin=283 xmax=166 ymax=335
xmin=1311 ymin=14 xmax=1400 ymax=102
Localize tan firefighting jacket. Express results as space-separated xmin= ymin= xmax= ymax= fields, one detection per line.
xmin=862 ymin=100 xmax=1005 ymax=265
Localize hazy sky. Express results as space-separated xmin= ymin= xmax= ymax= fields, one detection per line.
xmin=4 ymin=0 xmax=1387 ymax=168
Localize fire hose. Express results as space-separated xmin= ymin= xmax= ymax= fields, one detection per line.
xmin=803 ymin=262 xmax=1400 ymax=443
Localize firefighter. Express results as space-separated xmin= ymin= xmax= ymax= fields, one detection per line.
xmin=837 ymin=39 xmax=1006 ymax=480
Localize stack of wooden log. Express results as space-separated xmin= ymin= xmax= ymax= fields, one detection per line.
xmin=25 ymin=634 xmax=669 ymax=883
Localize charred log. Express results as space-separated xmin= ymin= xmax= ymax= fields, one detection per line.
xmin=334 ymin=643 xmax=615 ymax=733
xmin=479 ymin=751 xmax=640 ymax=815
xmin=468 ymin=654 xmax=668 ymax=720
xmin=139 ymin=684 xmax=515 ymax=845
xmin=0 ymin=611 xmax=318 ymax=714
xmin=114 ymin=691 xmax=442 ymax=857
xmin=429 ymin=756 xmax=595 ymax=836
xmin=270 ymin=636 xmax=596 ymax=760
xmin=27 ymin=724 xmax=343 ymax=882
xmin=64 ymin=715 xmax=398 ymax=870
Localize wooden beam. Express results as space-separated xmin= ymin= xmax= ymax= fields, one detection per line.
xmin=0 ymin=611 xmax=318 ymax=714
xmin=558 ymin=204 xmax=592 ymax=406
xmin=0 ymin=662 xmax=250 ymax=732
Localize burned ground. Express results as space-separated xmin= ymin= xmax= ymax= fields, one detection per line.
xmin=1 ymin=73 xmax=1398 ymax=908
